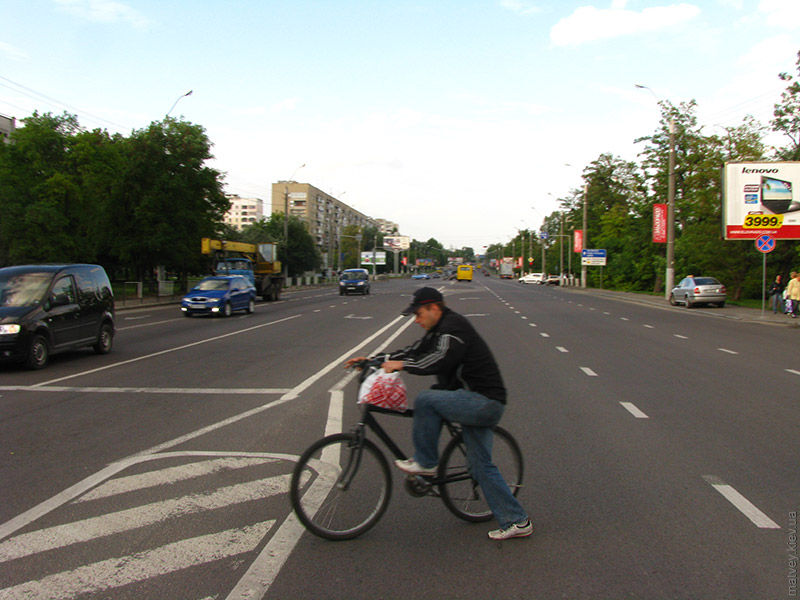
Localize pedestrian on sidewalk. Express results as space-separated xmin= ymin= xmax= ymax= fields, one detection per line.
xmin=786 ymin=271 xmax=800 ymax=318
xmin=768 ymin=274 xmax=785 ymax=314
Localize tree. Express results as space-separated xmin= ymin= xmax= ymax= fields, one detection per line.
xmin=242 ymin=214 xmax=321 ymax=277
xmin=772 ymin=50 xmax=800 ymax=160
xmin=110 ymin=118 xmax=228 ymax=280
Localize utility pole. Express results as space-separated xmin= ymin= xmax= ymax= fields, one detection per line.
xmin=581 ymin=183 xmax=588 ymax=288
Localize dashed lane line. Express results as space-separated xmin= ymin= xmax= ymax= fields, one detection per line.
xmin=702 ymin=476 xmax=780 ymax=529
xmin=620 ymin=402 xmax=649 ymax=419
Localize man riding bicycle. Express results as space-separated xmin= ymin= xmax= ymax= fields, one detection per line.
xmin=347 ymin=286 xmax=532 ymax=540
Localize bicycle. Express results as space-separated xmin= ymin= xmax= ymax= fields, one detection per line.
xmin=289 ymin=357 xmax=524 ymax=540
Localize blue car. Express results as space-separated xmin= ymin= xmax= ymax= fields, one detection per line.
xmin=181 ymin=276 xmax=256 ymax=317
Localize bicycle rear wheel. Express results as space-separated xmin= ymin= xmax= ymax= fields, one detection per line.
xmin=438 ymin=426 xmax=523 ymax=522
xmin=290 ymin=433 xmax=392 ymax=540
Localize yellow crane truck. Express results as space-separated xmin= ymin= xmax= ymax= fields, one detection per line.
xmin=201 ymin=238 xmax=284 ymax=301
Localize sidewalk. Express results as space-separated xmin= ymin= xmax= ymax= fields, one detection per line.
xmin=564 ymin=286 xmax=799 ymax=328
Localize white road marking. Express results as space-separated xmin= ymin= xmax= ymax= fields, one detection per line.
xmin=0 ymin=476 xmax=291 ymax=562
xmin=556 ymin=347 xmax=569 ymax=353
xmin=718 ymin=348 xmax=739 ymax=355
xmin=33 ymin=314 xmax=303 ymax=387
xmin=529 ymin=323 xmax=537 ymax=327
xmin=674 ymin=334 xmax=688 ymax=339
xmin=0 ymin=522 xmax=274 ymax=600
xmin=0 ymin=386 xmax=291 ymax=395
xmin=787 ymin=369 xmax=800 ymax=376
xmin=620 ymin=317 xmax=629 ymax=321
xmin=644 ymin=324 xmax=655 ymax=329
xmin=702 ymin=476 xmax=780 ymax=529
xmin=580 ymin=367 xmax=598 ymax=377
xmin=76 ymin=457 xmax=276 ymax=502
xmin=620 ymin=402 xmax=649 ymax=419
xmin=540 ymin=333 xmax=550 ymax=338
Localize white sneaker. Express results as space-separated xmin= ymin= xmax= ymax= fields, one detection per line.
xmin=488 ymin=519 xmax=533 ymax=540
xmin=394 ymin=458 xmax=437 ymax=476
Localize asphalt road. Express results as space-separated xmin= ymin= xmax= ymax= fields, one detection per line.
xmin=0 ymin=277 xmax=796 ymax=599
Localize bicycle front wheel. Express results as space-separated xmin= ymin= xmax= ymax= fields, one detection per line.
xmin=290 ymin=433 xmax=392 ymax=540
xmin=438 ymin=426 xmax=523 ymax=522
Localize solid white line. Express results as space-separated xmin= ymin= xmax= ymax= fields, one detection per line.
xmin=0 ymin=476 xmax=291 ymax=562
xmin=33 ymin=314 xmax=303 ymax=387
xmin=580 ymin=367 xmax=598 ymax=377
xmin=76 ymin=457 xmax=275 ymax=502
xmin=718 ymin=348 xmax=739 ymax=355
xmin=0 ymin=386 xmax=291 ymax=395
xmin=702 ymin=476 xmax=780 ymax=529
xmin=787 ymin=369 xmax=800 ymax=376
xmin=0 ymin=522 xmax=274 ymax=600
xmin=620 ymin=402 xmax=649 ymax=419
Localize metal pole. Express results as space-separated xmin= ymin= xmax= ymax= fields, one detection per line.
xmin=165 ymin=90 xmax=192 ymax=118
xmin=665 ymin=116 xmax=676 ymax=299
xmin=581 ymin=184 xmax=588 ymax=288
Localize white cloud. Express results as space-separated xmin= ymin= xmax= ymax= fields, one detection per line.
xmin=550 ymin=3 xmax=701 ymax=47
xmin=759 ymin=0 xmax=800 ymax=29
xmin=0 ymin=41 xmax=28 ymax=61
xmin=53 ymin=0 xmax=150 ymax=29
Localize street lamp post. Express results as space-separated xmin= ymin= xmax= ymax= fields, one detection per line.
xmin=283 ymin=164 xmax=306 ymax=284
xmin=165 ymin=90 xmax=192 ymax=118
xmin=581 ymin=183 xmax=588 ymax=288
xmin=636 ymin=83 xmax=676 ymax=299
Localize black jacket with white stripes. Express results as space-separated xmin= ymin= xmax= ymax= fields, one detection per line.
xmin=389 ymin=307 xmax=506 ymax=404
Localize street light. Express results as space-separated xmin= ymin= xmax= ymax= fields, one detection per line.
xmin=636 ymin=83 xmax=676 ymax=299
xmin=283 ymin=163 xmax=306 ymax=283
xmin=165 ymin=90 xmax=193 ymax=118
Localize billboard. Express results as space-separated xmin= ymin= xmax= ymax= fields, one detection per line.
xmin=723 ymin=162 xmax=800 ymax=240
xmin=384 ymin=235 xmax=410 ymax=250
xmin=361 ymin=251 xmax=386 ymax=265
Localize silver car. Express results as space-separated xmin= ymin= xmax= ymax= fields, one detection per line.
xmin=669 ymin=276 xmax=726 ymax=308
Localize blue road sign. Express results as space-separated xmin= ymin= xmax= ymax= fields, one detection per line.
xmin=755 ymin=234 xmax=775 ymax=253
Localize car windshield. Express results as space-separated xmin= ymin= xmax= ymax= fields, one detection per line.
xmin=694 ymin=277 xmax=720 ymax=285
xmin=341 ymin=272 xmax=366 ymax=281
xmin=195 ymin=279 xmax=230 ymax=291
xmin=0 ymin=272 xmax=52 ymax=307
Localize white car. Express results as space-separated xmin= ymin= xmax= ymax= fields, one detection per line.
xmin=518 ymin=273 xmax=545 ymax=284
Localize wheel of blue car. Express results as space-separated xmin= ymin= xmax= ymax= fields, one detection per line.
xmin=222 ymin=302 xmax=232 ymax=317
xmin=247 ymin=298 xmax=255 ymax=314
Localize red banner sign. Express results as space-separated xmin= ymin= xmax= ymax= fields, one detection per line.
xmin=574 ymin=230 xmax=583 ymax=253
xmin=653 ymin=203 xmax=667 ymax=243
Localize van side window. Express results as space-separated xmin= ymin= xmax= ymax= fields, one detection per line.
xmin=52 ymin=277 xmax=77 ymax=304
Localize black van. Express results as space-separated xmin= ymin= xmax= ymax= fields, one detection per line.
xmin=0 ymin=264 xmax=115 ymax=369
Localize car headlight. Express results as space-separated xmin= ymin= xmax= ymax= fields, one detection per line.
xmin=0 ymin=324 xmax=21 ymax=335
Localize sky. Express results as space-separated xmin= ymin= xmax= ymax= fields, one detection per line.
xmin=1 ymin=0 xmax=799 ymax=250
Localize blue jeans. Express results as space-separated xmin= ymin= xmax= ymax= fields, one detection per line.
xmin=412 ymin=388 xmax=528 ymax=529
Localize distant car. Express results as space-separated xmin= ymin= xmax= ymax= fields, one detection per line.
xmin=0 ymin=264 xmax=115 ymax=369
xmin=181 ymin=275 xmax=256 ymax=317
xmin=519 ymin=273 xmax=545 ymax=285
xmin=669 ymin=276 xmax=726 ymax=308
xmin=412 ymin=273 xmax=431 ymax=280
xmin=339 ymin=268 xmax=371 ymax=295
xmin=546 ymin=274 xmax=561 ymax=285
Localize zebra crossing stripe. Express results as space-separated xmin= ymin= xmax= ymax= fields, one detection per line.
xmin=77 ymin=457 xmax=276 ymax=502
xmin=0 ymin=521 xmax=274 ymax=600
xmin=0 ymin=476 xmax=291 ymax=562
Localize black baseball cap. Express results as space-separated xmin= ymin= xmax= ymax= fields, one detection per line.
xmin=402 ymin=287 xmax=443 ymax=315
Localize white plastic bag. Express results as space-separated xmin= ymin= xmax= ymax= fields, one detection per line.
xmin=357 ymin=368 xmax=408 ymax=412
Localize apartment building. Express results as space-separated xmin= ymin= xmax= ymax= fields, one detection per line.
xmin=375 ymin=219 xmax=399 ymax=235
xmin=224 ymin=194 xmax=264 ymax=230
xmin=0 ymin=114 xmax=16 ymax=144
xmin=271 ymin=181 xmax=378 ymax=261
